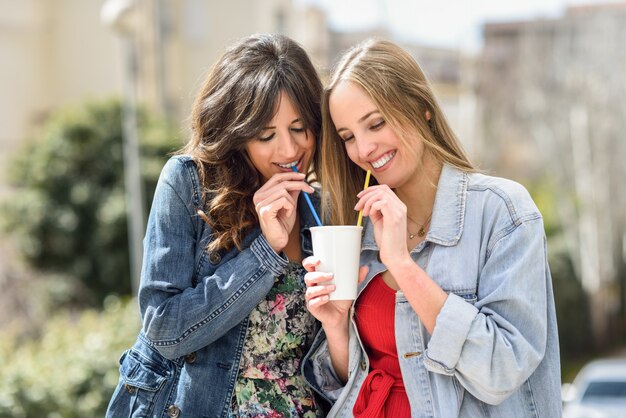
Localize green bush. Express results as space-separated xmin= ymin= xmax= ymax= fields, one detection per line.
xmin=0 ymin=99 xmax=179 ymax=306
xmin=0 ymin=297 xmax=140 ymax=418
xmin=528 ymin=179 xmax=594 ymax=377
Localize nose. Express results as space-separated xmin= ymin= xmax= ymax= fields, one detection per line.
xmin=356 ymin=135 xmax=377 ymax=162
xmin=277 ymin=130 xmax=299 ymax=160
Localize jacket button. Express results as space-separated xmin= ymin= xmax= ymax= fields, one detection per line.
xmin=360 ymin=361 xmax=367 ymax=371
xmin=184 ymin=352 xmax=197 ymax=364
xmin=209 ymin=252 xmax=221 ymax=264
xmin=124 ymin=383 xmax=136 ymax=394
xmin=167 ymin=405 xmax=180 ymax=418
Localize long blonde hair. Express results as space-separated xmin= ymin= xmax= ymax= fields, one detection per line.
xmin=181 ymin=34 xmax=322 ymax=252
xmin=321 ymin=39 xmax=474 ymax=225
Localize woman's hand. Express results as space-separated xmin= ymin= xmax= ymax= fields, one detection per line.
xmin=253 ymin=172 xmax=314 ymax=253
xmin=354 ymin=184 xmax=410 ymax=267
xmin=303 ymin=256 xmax=368 ymax=327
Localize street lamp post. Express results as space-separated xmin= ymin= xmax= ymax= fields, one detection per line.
xmin=101 ymin=0 xmax=145 ymax=295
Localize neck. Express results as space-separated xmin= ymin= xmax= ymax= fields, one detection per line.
xmin=395 ymin=156 xmax=442 ymax=223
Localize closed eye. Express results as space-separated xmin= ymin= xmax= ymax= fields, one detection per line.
xmin=258 ymin=132 xmax=275 ymax=142
xmin=340 ymin=133 xmax=354 ymax=143
xmin=370 ymin=120 xmax=385 ymax=130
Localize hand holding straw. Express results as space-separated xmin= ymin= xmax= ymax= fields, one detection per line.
xmin=291 ymin=166 xmax=322 ymax=226
xmin=356 ymin=170 xmax=371 ymax=227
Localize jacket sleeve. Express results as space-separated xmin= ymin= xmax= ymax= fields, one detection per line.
xmin=302 ymin=329 xmax=346 ymax=402
xmin=138 ymin=158 xmax=288 ymax=359
xmin=424 ymin=217 xmax=550 ymax=405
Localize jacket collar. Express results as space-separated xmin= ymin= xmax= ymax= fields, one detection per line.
xmin=362 ymin=164 xmax=467 ymax=249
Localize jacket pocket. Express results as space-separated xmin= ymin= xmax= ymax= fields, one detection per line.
xmin=107 ymin=349 xmax=170 ymax=418
xmin=451 ymin=290 xmax=477 ymax=304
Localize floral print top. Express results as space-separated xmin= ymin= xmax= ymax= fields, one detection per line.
xmin=229 ymin=261 xmax=322 ymax=418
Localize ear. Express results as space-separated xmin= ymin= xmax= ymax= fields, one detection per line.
xmin=425 ymin=110 xmax=432 ymax=121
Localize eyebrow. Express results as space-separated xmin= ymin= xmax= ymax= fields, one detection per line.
xmin=336 ymin=110 xmax=378 ymax=133
xmin=263 ymin=118 xmax=302 ymax=130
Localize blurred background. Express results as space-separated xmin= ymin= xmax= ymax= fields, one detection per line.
xmin=0 ymin=0 xmax=625 ymax=416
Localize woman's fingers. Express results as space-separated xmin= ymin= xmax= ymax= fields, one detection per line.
xmin=355 ymin=187 xmax=389 ymax=215
xmin=304 ymin=271 xmax=334 ymax=287
xmin=254 ymin=182 xmax=314 ymax=219
xmin=307 ymin=294 xmax=330 ymax=308
xmin=254 ymin=175 xmax=314 ymax=205
xmin=302 ymin=256 xmax=320 ymax=272
xmin=305 ymin=283 xmax=336 ymax=308
xmin=354 ymin=185 xmax=406 ymax=220
xmin=261 ymin=171 xmax=306 ymax=189
xmin=255 ymin=188 xmax=296 ymax=215
xmin=305 ymin=283 xmax=336 ymax=299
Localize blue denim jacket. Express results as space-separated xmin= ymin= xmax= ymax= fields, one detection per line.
xmin=106 ymin=155 xmax=320 ymax=418
xmin=302 ymin=164 xmax=562 ymax=417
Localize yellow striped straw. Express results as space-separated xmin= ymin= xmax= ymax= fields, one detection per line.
xmin=356 ymin=170 xmax=371 ymax=227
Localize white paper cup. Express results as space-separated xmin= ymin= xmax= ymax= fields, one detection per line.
xmin=310 ymin=225 xmax=363 ymax=300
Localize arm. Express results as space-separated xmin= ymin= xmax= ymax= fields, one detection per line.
xmin=424 ymin=219 xmax=549 ymax=404
xmin=355 ymin=184 xmax=448 ymax=335
xmin=356 ymin=184 xmax=550 ymax=404
xmin=139 ymin=160 xmax=289 ymax=359
xmin=303 ymin=258 xmax=369 ymax=384
xmin=322 ymin=315 xmax=350 ymax=383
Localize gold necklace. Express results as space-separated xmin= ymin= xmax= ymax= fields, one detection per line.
xmin=407 ymin=213 xmax=432 ymax=240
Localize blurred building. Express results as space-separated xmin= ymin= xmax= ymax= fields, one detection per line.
xmin=142 ymin=0 xmax=330 ymax=126
xmin=0 ymin=0 xmax=123 ymax=186
xmin=0 ymin=1 xmax=477 ymax=285
xmin=0 ymin=0 xmax=329 ymax=189
xmin=478 ymin=3 xmax=626 ymax=346
xmin=0 ymin=0 xmax=478 ymax=180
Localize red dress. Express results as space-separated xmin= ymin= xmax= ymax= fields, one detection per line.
xmin=353 ymin=274 xmax=411 ymax=418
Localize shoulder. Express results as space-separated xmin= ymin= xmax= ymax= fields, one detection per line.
xmin=159 ymin=155 xmax=197 ymax=184
xmin=466 ymin=171 xmax=541 ymax=226
xmin=156 ymin=155 xmax=202 ymax=209
xmin=159 ymin=155 xmax=200 ymax=191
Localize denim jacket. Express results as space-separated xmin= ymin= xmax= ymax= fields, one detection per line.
xmin=302 ymin=164 xmax=562 ymax=417
xmin=106 ymin=155 xmax=320 ymax=418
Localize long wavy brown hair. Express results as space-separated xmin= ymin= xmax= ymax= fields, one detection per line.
xmin=321 ymin=39 xmax=475 ymax=225
xmin=180 ymin=34 xmax=323 ymax=253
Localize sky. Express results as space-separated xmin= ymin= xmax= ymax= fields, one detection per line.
xmin=297 ymin=0 xmax=624 ymax=51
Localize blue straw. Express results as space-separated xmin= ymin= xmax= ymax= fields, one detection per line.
xmin=291 ymin=166 xmax=322 ymax=226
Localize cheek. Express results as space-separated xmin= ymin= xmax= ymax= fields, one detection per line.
xmin=247 ymin=143 xmax=271 ymax=163
xmin=304 ymin=130 xmax=316 ymax=151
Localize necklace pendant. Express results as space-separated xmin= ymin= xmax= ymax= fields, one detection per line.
xmin=417 ymin=227 xmax=426 ymax=237
xmin=408 ymin=232 xmax=416 ymax=240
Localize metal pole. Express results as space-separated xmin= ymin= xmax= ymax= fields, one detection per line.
xmin=122 ymin=36 xmax=145 ymax=295
xmin=100 ymin=0 xmax=144 ymax=295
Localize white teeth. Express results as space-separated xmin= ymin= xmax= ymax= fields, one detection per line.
xmin=277 ymin=160 xmax=299 ymax=168
xmin=371 ymin=151 xmax=396 ymax=169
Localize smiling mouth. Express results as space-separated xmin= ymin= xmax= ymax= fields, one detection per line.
xmin=276 ymin=159 xmax=300 ymax=169
xmin=371 ymin=151 xmax=396 ymax=169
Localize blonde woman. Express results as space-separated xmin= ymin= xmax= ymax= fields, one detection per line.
xmin=302 ymin=39 xmax=561 ymax=417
